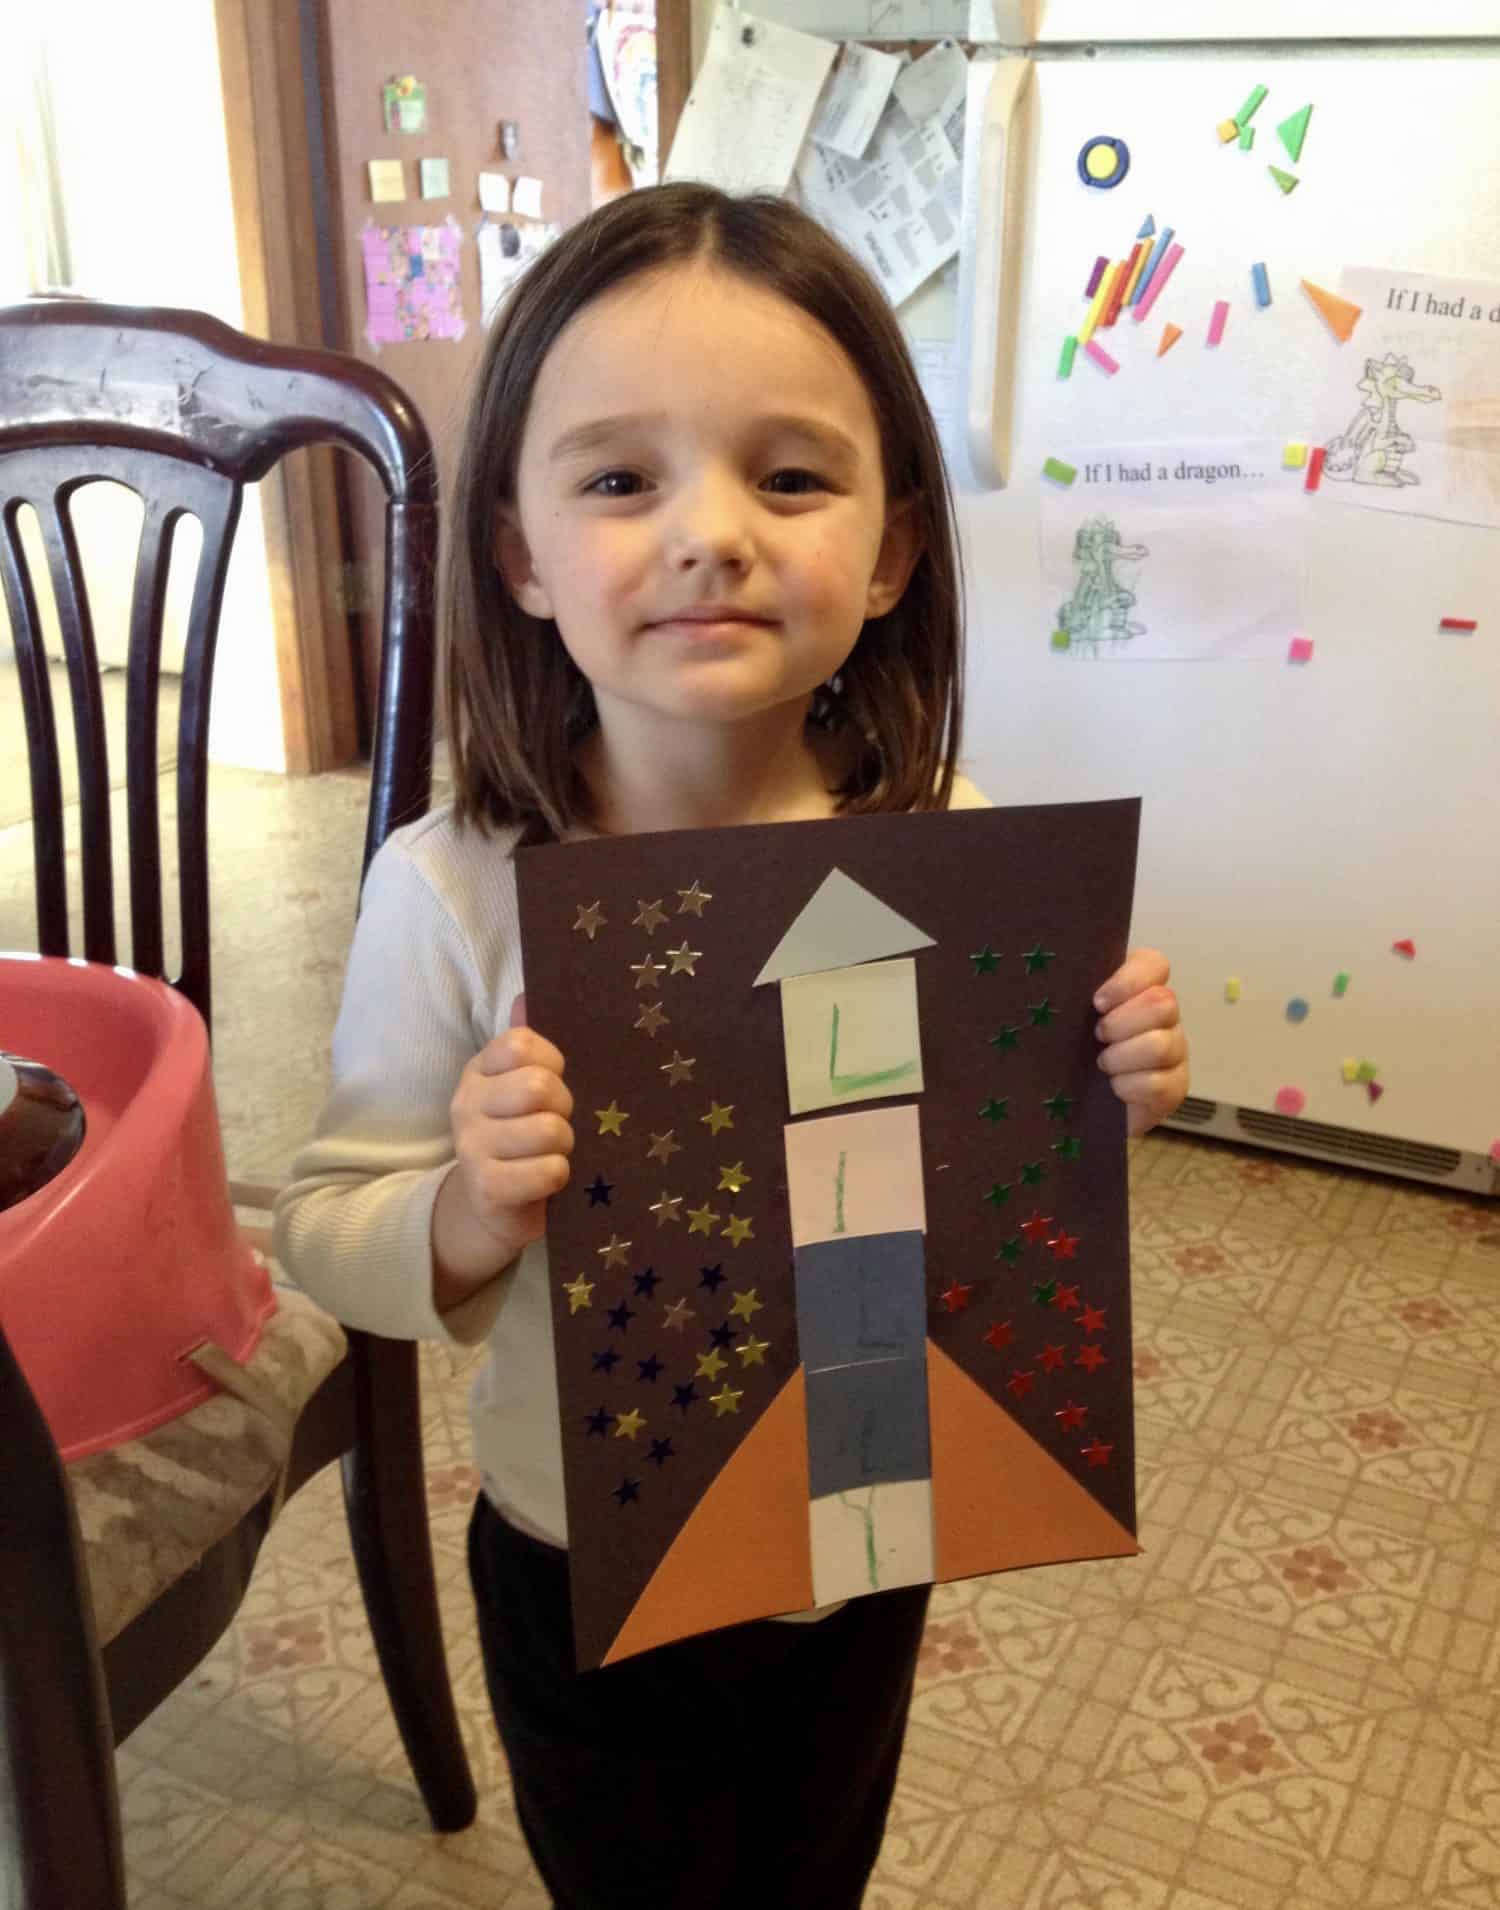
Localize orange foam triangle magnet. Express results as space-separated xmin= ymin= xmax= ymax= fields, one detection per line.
xmin=926 ymin=1340 xmax=1138 ymax=1584
xmin=1301 ymin=279 xmax=1362 ymax=343
xmin=1157 ymin=323 xmax=1183 ymax=357
xmin=601 ymin=1365 xmax=814 ymax=1665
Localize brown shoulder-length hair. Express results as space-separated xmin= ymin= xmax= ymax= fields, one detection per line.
xmin=444 ymin=181 xmax=964 ymax=840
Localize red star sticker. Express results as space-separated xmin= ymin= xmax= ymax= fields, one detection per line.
xmin=1021 ymin=1211 xmax=1054 ymax=1245
xmin=1056 ymin=1400 xmax=1088 ymax=1431
xmin=1076 ymin=1342 xmax=1107 ymax=1373
xmin=984 ymin=1319 xmax=1014 ymax=1352
xmin=1078 ymin=1303 xmax=1107 ymax=1335
xmin=1047 ymin=1229 xmax=1079 ymax=1260
xmin=940 ymin=1280 xmax=973 ymax=1313
xmin=1054 ymin=1283 xmax=1081 ymax=1312
xmin=1082 ymin=1438 xmax=1113 ymax=1467
xmin=1038 ymin=1342 xmax=1067 ymax=1373
xmin=1007 ymin=1369 xmax=1036 ymax=1399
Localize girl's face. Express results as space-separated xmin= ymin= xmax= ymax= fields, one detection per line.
xmin=496 ymin=263 xmax=917 ymax=738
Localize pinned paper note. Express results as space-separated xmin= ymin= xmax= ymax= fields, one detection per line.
xmin=419 ymin=157 xmax=450 ymax=199
xmin=811 ymin=40 xmax=900 ymax=160
xmin=478 ymin=173 xmax=511 ymax=214
xmin=368 ymin=159 xmax=406 ymax=203
xmin=382 ymin=75 xmax=426 ymax=134
xmin=666 ymin=4 xmax=836 ymax=195
xmin=512 ymin=176 xmax=544 ymax=219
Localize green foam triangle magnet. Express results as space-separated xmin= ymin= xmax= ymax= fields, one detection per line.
xmin=1268 ymin=165 xmax=1299 ymax=195
xmin=1277 ymin=103 xmax=1312 ymax=163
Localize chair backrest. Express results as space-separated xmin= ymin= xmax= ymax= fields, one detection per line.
xmin=0 ymin=299 xmax=437 ymax=1032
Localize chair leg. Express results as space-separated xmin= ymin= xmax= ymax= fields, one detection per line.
xmin=1 ymin=1327 xmax=128 ymax=1910
xmin=340 ymin=1330 xmax=478 ymax=1832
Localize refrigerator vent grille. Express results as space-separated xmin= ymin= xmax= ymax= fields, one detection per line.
xmin=1234 ymin=1109 xmax=1462 ymax=1179
xmin=1172 ymin=1095 xmax=1216 ymax=1127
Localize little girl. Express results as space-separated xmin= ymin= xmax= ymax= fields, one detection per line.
xmin=276 ymin=182 xmax=1189 ymax=1909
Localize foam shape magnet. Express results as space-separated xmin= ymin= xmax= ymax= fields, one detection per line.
xmin=1051 ymin=629 xmax=1071 ymax=650
xmin=1252 ymin=262 xmax=1272 ymax=308
xmin=1207 ymin=300 xmax=1230 ymax=346
xmin=1277 ymin=103 xmax=1313 ymax=163
xmin=1217 ymin=118 xmax=1240 ymax=144
xmin=1304 ymin=447 xmax=1327 ymax=492
xmin=1286 ymin=998 xmax=1309 ymax=1023
xmin=1283 ymin=441 xmax=1308 ymax=468
xmin=1367 ymin=1081 xmax=1385 ymax=1103
xmin=1342 ymin=1058 xmax=1359 ymax=1082
xmin=1157 ymin=323 xmax=1183 ymax=357
xmin=1084 ymin=339 xmax=1120 ymax=375
xmin=1268 ymin=165 xmax=1299 ymax=195
xmin=1238 ymin=124 xmax=1255 ymax=151
xmin=1084 ymin=254 xmax=1108 ymax=297
xmin=1288 ymin=635 xmax=1314 ymax=662
xmin=1078 ymin=137 xmax=1130 ymax=187
xmin=1489 ymin=1140 xmax=1500 ymax=1163
xmin=1043 ymin=455 xmax=1078 ymax=486
xmin=1078 ymin=261 xmax=1120 ymax=345
xmin=1333 ymin=972 xmax=1350 ymax=997
xmin=1439 ymin=617 xmax=1478 ymax=632
xmin=1356 ymin=1060 xmax=1378 ymax=1082
xmin=1301 ymin=280 xmax=1362 ymax=342
xmin=1058 ymin=334 xmax=1079 ymax=379
xmin=1137 ymin=213 xmax=1156 ymax=238
xmin=1224 ymin=977 xmax=1241 ymax=1003
xmin=1236 ymin=83 xmax=1268 ymax=126
xmin=1101 ymin=248 xmax=1138 ymax=327
xmin=1274 ymin=1085 xmax=1307 ymax=1116
xmin=1391 ymin=939 xmax=1416 ymax=958
xmin=1132 ymin=242 xmax=1183 ymax=320
xmin=1130 ymin=226 xmax=1174 ymax=308
xmin=754 ymin=867 xmax=934 ymax=985
xmin=1121 ymin=240 xmax=1153 ymax=307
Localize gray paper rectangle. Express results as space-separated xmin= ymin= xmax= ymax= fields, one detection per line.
xmin=794 ymin=1231 xmax=926 ymax=1373
xmin=805 ymin=1356 xmax=930 ymax=1498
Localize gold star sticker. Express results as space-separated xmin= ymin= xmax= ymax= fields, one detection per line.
xmin=709 ymin=1383 xmax=743 ymax=1417
xmin=613 ymin=1407 xmax=646 ymax=1440
xmin=634 ymin=1001 xmax=669 ymax=1037
xmin=695 ymin=1348 xmax=728 ymax=1381
xmin=677 ymin=879 xmax=712 ymax=916
xmin=646 ymin=1129 xmax=682 ymax=1164
xmin=562 ymin=1275 xmax=595 ymax=1314
xmin=633 ymin=899 xmax=669 ymax=935
xmin=630 ymin=954 xmax=666 ymax=991
xmin=722 ymin=1214 xmax=754 ymax=1248
xmin=729 ymin=1288 xmax=763 ymax=1321
xmin=595 ymin=1101 xmax=628 ymax=1136
xmin=736 ymin=1336 xmax=769 ymax=1366
xmin=573 ymin=900 xmax=606 ymax=940
xmin=701 ymin=1101 xmax=734 ymax=1135
xmin=686 ymin=1202 xmax=720 ymax=1236
xmin=649 ymin=1190 xmax=684 ymax=1227
xmin=661 ymin=1051 xmax=696 ymax=1086
xmin=665 ymin=941 xmax=702 ymax=976
xmin=662 ymin=1298 xmax=695 ymax=1332
xmin=717 ymin=1161 xmax=751 ymax=1194
xmin=597 ymin=1234 xmax=632 ymax=1270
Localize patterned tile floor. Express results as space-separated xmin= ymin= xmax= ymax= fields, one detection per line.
xmin=4 ymin=763 xmax=1499 ymax=1908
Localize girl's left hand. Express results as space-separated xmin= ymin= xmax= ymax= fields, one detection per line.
xmin=1093 ymin=947 xmax=1189 ymax=1138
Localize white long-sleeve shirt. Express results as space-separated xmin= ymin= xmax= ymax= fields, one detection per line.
xmin=273 ymin=777 xmax=990 ymax=1549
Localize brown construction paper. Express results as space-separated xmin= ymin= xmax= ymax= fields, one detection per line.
xmin=517 ymin=800 xmax=1140 ymax=1670
xmin=603 ymin=1367 xmax=814 ymax=1665
xmin=927 ymin=1340 xmax=1139 ymax=1580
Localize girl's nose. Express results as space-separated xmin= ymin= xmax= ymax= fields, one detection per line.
xmin=665 ymin=473 xmax=752 ymax=574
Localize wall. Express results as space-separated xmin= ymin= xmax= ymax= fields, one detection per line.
xmin=4 ymin=1 xmax=285 ymax=771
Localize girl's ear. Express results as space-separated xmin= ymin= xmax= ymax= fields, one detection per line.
xmin=493 ymin=508 xmax=556 ymax=619
xmin=865 ymin=496 xmax=922 ymax=619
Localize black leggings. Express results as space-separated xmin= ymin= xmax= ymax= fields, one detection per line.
xmin=468 ymin=1494 xmax=931 ymax=1909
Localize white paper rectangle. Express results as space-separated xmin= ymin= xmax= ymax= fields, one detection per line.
xmin=665 ymin=5 xmax=837 ymax=196
xmin=810 ymin=1478 xmax=935 ymax=1606
xmin=1038 ymin=441 xmax=1306 ymax=661
xmin=512 ymin=175 xmax=544 ymax=219
xmin=478 ymin=172 xmax=511 ymax=214
xmin=1314 ymin=267 xmax=1500 ymax=532
xmin=892 ymin=38 xmax=967 ymax=124
xmin=793 ymin=96 xmax=960 ymax=308
xmin=811 ymin=42 xmax=901 ymax=161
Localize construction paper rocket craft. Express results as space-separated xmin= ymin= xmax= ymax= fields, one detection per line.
xmin=516 ymin=802 xmax=1143 ymax=1671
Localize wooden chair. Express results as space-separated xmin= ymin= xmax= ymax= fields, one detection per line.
xmin=0 ymin=299 xmax=477 ymax=1908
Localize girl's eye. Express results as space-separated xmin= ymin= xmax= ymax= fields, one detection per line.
xmin=584 ymin=470 xmax=647 ymax=498
xmin=763 ymin=468 xmax=826 ymax=495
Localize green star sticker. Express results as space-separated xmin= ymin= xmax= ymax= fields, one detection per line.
xmin=970 ymin=943 xmax=1001 ymax=975
xmin=1022 ymin=943 xmax=1057 ymax=974
xmin=1033 ymin=1279 xmax=1058 ymax=1307
xmin=995 ymin=1235 xmax=1023 ymax=1264
xmin=983 ymin=1181 xmax=1013 ymax=1209
xmin=1044 ymin=1091 xmax=1073 ymax=1121
xmin=1052 ymin=1134 xmax=1082 ymax=1161
xmin=979 ymin=1097 xmax=1010 ymax=1125
xmin=1020 ymin=1159 xmax=1045 ymax=1186
xmin=989 ymin=1025 xmax=1020 ymax=1053
xmin=1028 ymin=998 xmax=1056 ymax=1028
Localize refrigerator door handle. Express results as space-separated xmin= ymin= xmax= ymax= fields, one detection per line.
xmin=960 ymin=56 xmax=1035 ymax=490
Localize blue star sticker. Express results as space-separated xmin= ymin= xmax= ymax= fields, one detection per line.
xmin=633 ymin=1266 xmax=661 ymax=1297
xmin=613 ymin=1477 xmax=640 ymax=1507
xmin=585 ymin=1407 xmax=613 ymax=1437
xmin=591 ymin=1347 xmax=621 ymax=1374
xmin=607 ymin=1301 xmax=636 ymax=1332
xmin=637 ymin=1353 xmax=664 ymax=1383
xmin=699 ymin=1263 xmax=727 ymax=1292
xmin=647 ymin=1438 xmax=675 ymax=1467
xmin=671 ymin=1382 xmax=700 ymax=1414
xmin=585 ymin=1175 xmax=614 ymax=1206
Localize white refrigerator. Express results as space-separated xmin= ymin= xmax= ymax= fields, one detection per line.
xmin=719 ymin=0 xmax=1500 ymax=1192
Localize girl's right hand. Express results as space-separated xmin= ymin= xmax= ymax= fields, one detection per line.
xmin=431 ymin=993 xmax=574 ymax=1306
